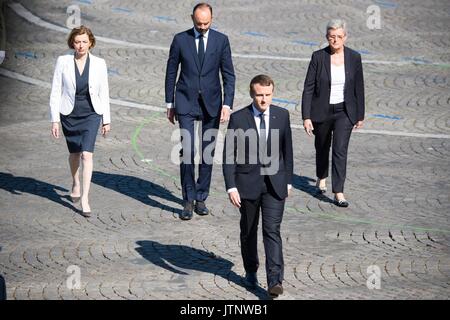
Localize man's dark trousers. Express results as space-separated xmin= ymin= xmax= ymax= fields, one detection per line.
xmin=178 ymin=96 xmax=220 ymax=202
xmin=239 ymin=176 xmax=285 ymax=288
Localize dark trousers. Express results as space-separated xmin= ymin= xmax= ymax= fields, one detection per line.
xmin=0 ymin=275 xmax=6 ymax=300
xmin=313 ymin=102 xmax=353 ymax=193
xmin=239 ymin=177 xmax=285 ymax=288
xmin=177 ymin=96 xmax=220 ymax=202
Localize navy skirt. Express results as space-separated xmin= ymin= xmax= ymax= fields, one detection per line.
xmin=61 ymin=55 xmax=102 ymax=154
xmin=61 ymin=106 xmax=101 ymax=153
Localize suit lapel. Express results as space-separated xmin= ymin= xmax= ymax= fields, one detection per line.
xmin=267 ymin=106 xmax=279 ymax=157
xmin=202 ymin=30 xmax=215 ymax=71
xmin=324 ymin=47 xmax=331 ymax=84
xmin=87 ymin=53 xmax=93 ymax=88
xmin=187 ymin=29 xmax=201 ymax=72
xmin=245 ymin=105 xmax=257 ymax=132
xmin=344 ymin=46 xmax=351 ymax=92
xmin=67 ymin=53 xmax=76 ymax=90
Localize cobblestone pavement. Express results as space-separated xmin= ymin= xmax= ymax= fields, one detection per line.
xmin=0 ymin=0 xmax=449 ymax=300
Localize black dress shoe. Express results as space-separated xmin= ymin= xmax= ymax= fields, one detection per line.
xmin=268 ymin=283 xmax=283 ymax=297
xmin=180 ymin=201 xmax=194 ymax=220
xmin=244 ymin=272 xmax=258 ymax=289
xmin=194 ymin=201 xmax=209 ymax=216
xmin=334 ymin=198 xmax=349 ymax=207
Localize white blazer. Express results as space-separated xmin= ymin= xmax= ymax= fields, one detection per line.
xmin=49 ymin=52 xmax=111 ymax=124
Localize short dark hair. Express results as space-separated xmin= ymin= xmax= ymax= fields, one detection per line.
xmin=67 ymin=25 xmax=96 ymax=49
xmin=193 ymin=2 xmax=213 ymax=15
xmin=250 ymin=74 xmax=275 ymax=94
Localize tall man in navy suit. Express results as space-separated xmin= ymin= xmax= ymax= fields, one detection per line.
xmin=223 ymin=75 xmax=293 ymax=297
xmin=165 ymin=3 xmax=235 ymax=220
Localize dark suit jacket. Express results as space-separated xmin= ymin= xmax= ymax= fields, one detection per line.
xmin=301 ymin=46 xmax=365 ymax=124
xmin=223 ymin=105 xmax=293 ymax=200
xmin=165 ymin=28 xmax=236 ymax=117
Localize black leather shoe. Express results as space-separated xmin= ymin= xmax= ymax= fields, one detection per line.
xmin=244 ymin=272 xmax=258 ymax=289
xmin=180 ymin=201 xmax=194 ymax=220
xmin=268 ymin=283 xmax=283 ymax=297
xmin=334 ymin=198 xmax=349 ymax=207
xmin=194 ymin=201 xmax=209 ymax=216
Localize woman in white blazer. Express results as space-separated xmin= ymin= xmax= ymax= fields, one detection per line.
xmin=50 ymin=25 xmax=111 ymax=217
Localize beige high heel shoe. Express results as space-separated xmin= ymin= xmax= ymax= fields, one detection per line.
xmin=316 ymin=179 xmax=327 ymax=193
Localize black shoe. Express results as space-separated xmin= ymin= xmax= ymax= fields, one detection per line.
xmin=180 ymin=201 xmax=194 ymax=220
xmin=334 ymin=198 xmax=349 ymax=207
xmin=244 ymin=272 xmax=258 ymax=289
xmin=194 ymin=201 xmax=209 ymax=216
xmin=268 ymin=283 xmax=283 ymax=297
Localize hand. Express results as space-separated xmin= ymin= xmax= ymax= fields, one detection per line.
xmin=167 ymin=108 xmax=177 ymax=124
xmin=51 ymin=122 xmax=60 ymax=139
xmin=353 ymin=120 xmax=363 ymax=130
xmin=303 ymin=119 xmax=314 ymax=137
xmin=102 ymin=124 xmax=111 ymax=137
xmin=220 ymin=107 xmax=230 ymax=123
xmin=288 ymin=186 xmax=292 ymax=197
xmin=228 ymin=190 xmax=241 ymax=208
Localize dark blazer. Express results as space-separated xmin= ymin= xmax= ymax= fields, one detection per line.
xmin=223 ymin=105 xmax=293 ymax=200
xmin=165 ymin=28 xmax=236 ymax=117
xmin=301 ymin=46 xmax=365 ymax=124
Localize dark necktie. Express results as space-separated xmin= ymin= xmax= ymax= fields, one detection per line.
xmin=259 ymin=113 xmax=267 ymax=162
xmin=198 ymin=34 xmax=205 ymax=66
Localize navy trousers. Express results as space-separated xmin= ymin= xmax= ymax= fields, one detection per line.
xmin=177 ymin=96 xmax=220 ymax=202
xmin=239 ymin=177 xmax=285 ymax=288
xmin=313 ymin=102 xmax=354 ymax=193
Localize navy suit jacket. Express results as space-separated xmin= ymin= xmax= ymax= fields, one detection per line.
xmin=301 ymin=46 xmax=365 ymax=124
xmin=165 ymin=28 xmax=236 ymax=117
xmin=223 ymin=105 xmax=293 ymax=200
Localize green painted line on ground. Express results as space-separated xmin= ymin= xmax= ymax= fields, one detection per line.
xmin=132 ymin=114 xmax=450 ymax=235
xmin=286 ymin=207 xmax=450 ymax=234
xmin=131 ymin=112 xmax=222 ymax=195
xmin=131 ymin=112 xmax=179 ymax=181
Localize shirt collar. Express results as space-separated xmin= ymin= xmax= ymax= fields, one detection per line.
xmin=252 ymin=103 xmax=270 ymax=117
xmin=193 ymin=28 xmax=210 ymax=39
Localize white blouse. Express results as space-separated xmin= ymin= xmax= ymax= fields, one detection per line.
xmin=329 ymin=64 xmax=345 ymax=104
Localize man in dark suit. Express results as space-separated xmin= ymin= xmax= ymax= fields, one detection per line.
xmin=165 ymin=3 xmax=235 ymax=220
xmin=223 ymin=75 xmax=293 ymax=298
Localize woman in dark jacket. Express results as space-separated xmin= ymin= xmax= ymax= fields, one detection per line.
xmin=301 ymin=19 xmax=365 ymax=207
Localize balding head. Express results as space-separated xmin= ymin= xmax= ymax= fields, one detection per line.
xmin=191 ymin=3 xmax=213 ymax=34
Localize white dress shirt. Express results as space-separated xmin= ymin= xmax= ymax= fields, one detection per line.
xmin=252 ymin=104 xmax=269 ymax=141
xmin=166 ymin=28 xmax=230 ymax=110
xmin=194 ymin=28 xmax=209 ymax=54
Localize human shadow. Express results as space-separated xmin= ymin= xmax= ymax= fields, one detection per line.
xmin=91 ymin=171 xmax=183 ymax=216
xmin=0 ymin=246 xmax=6 ymax=300
xmin=135 ymin=240 xmax=270 ymax=300
xmin=0 ymin=172 xmax=78 ymax=212
xmin=291 ymin=174 xmax=334 ymax=204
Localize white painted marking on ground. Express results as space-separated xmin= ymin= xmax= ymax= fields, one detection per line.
xmin=9 ymin=2 xmax=448 ymax=66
